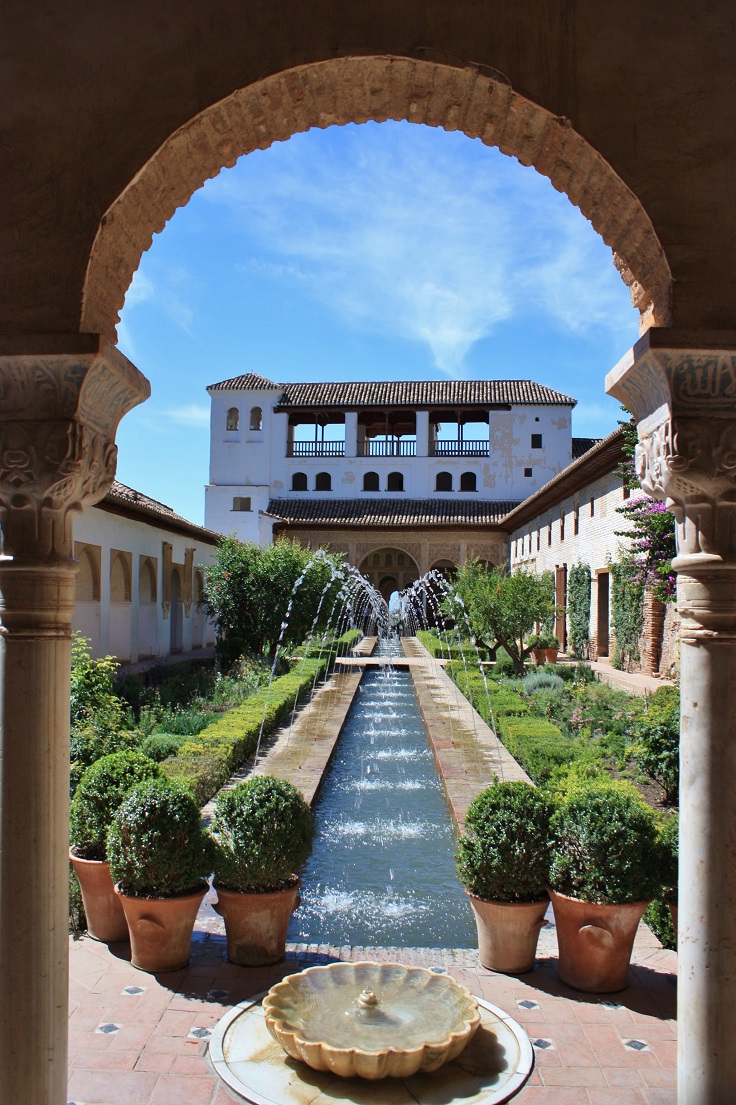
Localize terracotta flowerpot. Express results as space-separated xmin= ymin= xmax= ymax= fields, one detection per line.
xmin=468 ymin=893 xmax=549 ymax=974
xmin=549 ymin=888 xmax=649 ymax=993
xmin=70 ymin=848 xmax=129 ymax=942
xmin=115 ymin=884 xmax=206 ymax=972
xmin=543 ymin=648 xmax=559 ymax=664
xmin=213 ymin=881 xmax=300 ymax=966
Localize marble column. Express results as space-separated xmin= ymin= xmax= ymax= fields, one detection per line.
xmin=0 ymin=336 xmax=149 ymax=1105
xmin=607 ymin=329 xmax=736 ymax=1105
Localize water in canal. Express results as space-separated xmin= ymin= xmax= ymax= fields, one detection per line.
xmin=287 ymin=639 xmax=476 ymax=947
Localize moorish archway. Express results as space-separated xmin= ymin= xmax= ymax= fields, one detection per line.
xmin=81 ymin=57 xmax=672 ymax=342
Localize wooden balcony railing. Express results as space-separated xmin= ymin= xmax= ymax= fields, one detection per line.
xmin=430 ymin=440 xmax=489 ymax=457
xmin=288 ymin=441 xmax=345 ymax=457
xmin=357 ymin=440 xmax=417 ymax=457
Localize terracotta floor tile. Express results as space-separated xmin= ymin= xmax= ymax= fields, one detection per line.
xmin=641 ymin=1066 xmax=677 ymax=1087
xmin=149 ymin=1074 xmax=215 ymax=1105
xmin=71 ymin=1048 xmax=138 ymax=1070
xmin=153 ymin=1009 xmax=197 ymax=1036
xmin=67 ymin=1068 xmax=159 ymax=1105
xmin=513 ymin=1087 xmax=590 ymax=1103
xmin=134 ymin=1050 xmax=175 ymax=1073
xmin=170 ymin=1052 xmax=210 ymax=1075
xmin=538 ymin=1066 xmax=606 ymax=1087
xmin=603 ymin=1067 xmax=645 ymax=1086
xmin=643 ymin=1089 xmax=677 ymax=1105
xmin=587 ymin=1088 xmax=647 ymax=1105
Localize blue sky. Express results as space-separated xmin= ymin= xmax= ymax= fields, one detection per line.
xmin=116 ymin=121 xmax=639 ymax=524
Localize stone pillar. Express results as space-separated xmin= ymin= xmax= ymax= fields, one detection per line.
xmin=0 ymin=336 xmax=149 ymax=1105
xmin=416 ymin=410 xmax=429 ymax=457
xmin=607 ymin=329 xmax=736 ymax=1105
xmin=344 ymin=410 xmax=358 ymax=458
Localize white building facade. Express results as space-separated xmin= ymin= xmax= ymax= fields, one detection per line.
xmin=204 ymin=374 xmax=579 ymax=574
xmin=73 ymin=482 xmax=218 ymax=663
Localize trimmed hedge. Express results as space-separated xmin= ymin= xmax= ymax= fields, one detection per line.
xmin=304 ymin=628 xmax=362 ymax=660
xmin=416 ymin=631 xmax=487 ymax=663
xmin=161 ymin=657 xmax=328 ymax=804
xmin=445 ymin=662 xmax=573 ymax=784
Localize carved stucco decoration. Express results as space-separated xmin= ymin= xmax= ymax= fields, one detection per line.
xmin=606 ymin=331 xmax=736 ymax=560
xmin=0 ymin=342 xmax=149 ymax=561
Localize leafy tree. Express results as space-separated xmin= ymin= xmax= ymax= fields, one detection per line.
xmin=70 ymin=632 xmax=125 ymax=732
xmin=450 ymin=561 xmax=557 ymax=675
xmin=201 ymin=537 xmax=343 ymax=664
xmin=632 ymin=685 xmax=680 ymax=803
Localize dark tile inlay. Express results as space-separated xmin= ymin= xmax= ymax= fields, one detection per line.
xmin=96 ymin=1022 xmax=120 ymax=1035
xmin=123 ymin=986 xmax=145 ymax=995
xmin=517 ymin=999 xmax=539 ymax=1010
xmin=624 ymin=1039 xmax=649 ymax=1051
xmin=532 ymin=1038 xmax=555 ymax=1050
xmin=207 ymin=989 xmax=229 ymax=1000
xmin=189 ymin=1027 xmax=212 ymax=1039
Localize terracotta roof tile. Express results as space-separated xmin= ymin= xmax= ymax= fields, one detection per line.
xmin=268 ymin=498 xmax=518 ymax=527
xmin=572 ymin=436 xmax=602 ymax=459
xmin=208 ymin=373 xmax=280 ymax=391
xmin=99 ymin=482 xmax=220 ymax=543
xmin=207 ymin=377 xmax=576 ymax=407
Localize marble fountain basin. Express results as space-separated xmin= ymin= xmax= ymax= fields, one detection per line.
xmin=262 ymin=961 xmax=481 ymax=1080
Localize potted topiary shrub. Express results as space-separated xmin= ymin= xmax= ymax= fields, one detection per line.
xmin=456 ymin=781 xmax=555 ymax=973
xmin=548 ymin=781 xmax=664 ymax=992
xmin=528 ymin=634 xmax=560 ymax=665
xmin=107 ymin=778 xmax=213 ymax=972
xmin=69 ymin=750 xmax=162 ymax=941
xmin=210 ymin=775 xmax=314 ymax=965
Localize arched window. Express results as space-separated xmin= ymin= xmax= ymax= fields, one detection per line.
xmin=435 ymin=471 xmax=452 ymax=491
xmin=397 ymin=554 xmax=405 ymax=566
xmin=363 ymin=471 xmax=380 ymax=491
xmin=76 ymin=547 xmax=100 ymax=602
xmin=249 ymin=406 xmax=262 ymax=431
xmin=385 ymin=553 xmax=393 ymax=566
xmin=315 ymin=472 xmax=332 ymax=491
xmin=110 ymin=552 xmax=131 ymax=602
xmin=372 ymin=553 xmax=381 ymax=565
xmin=139 ymin=557 xmax=157 ymax=603
xmin=291 ymin=472 xmax=308 ymax=491
xmin=226 ymin=407 xmax=239 ymax=431
xmin=460 ymin=471 xmax=477 ymax=492
xmin=387 ymin=471 xmax=403 ymax=491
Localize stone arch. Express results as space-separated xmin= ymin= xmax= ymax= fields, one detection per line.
xmin=226 ymin=406 xmax=240 ymax=431
xmin=82 ymin=57 xmax=672 ymax=340
xmin=109 ymin=550 xmax=132 ymax=602
xmin=138 ymin=556 xmax=157 ymax=603
xmin=75 ymin=544 xmax=101 ymax=602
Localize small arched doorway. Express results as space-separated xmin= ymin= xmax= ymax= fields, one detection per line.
xmin=359 ymin=547 xmax=420 ymax=595
xmin=170 ymin=568 xmax=183 ymax=653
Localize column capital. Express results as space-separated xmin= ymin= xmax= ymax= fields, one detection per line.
xmin=606 ymin=329 xmax=736 ymax=561
xmin=0 ymin=335 xmax=150 ymax=562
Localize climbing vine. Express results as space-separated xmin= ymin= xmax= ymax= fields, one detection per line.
xmin=567 ymin=563 xmax=591 ymax=658
xmin=609 ymin=556 xmax=645 ymax=670
xmin=616 ymin=411 xmax=677 ymax=602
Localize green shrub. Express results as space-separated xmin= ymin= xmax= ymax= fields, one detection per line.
xmin=567 ymin=564 xmax=592 ymax=658
xmin=643 ymin=897 xmax=676 ymax=951
xmin=493 ymin=647 xmax=516 ymax=677
xmin=159 ymin=658 xmax=328 ymax=805
xmin=549 ymin=781 xmax=663 ymax=904
xmin=210 ymin=775 xmax=314 ymax=892
xmin=660 ymin=812 xmax=679 ymax=902
xmin=527 ymin=634 xmax=559 ymax=651
xmin=521 ymin=671 xmax=565 ymax=696
xmin=69 ymin=726 xmax=142 ymax=794
xmin=456 ymin=782 xmax=555 ymax=902
xmin=497 ymin=716 xmax=576 ymax=784
xmin=69 ymin=750 xmax=162 ymax=860
xmin=140 ymin=733 xmax=187 ymax=762
xmin=69 ymin=865 xmax=86 ymax=937
xmin=632 ymin=687 xmax=680 ymax=803
xmin=303 ymin=628 xmax=362 ymax=659
xmin=107 ymin=778 xmax=213 ymax=897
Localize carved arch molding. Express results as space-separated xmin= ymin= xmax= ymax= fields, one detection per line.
xmin=82 ymin=57 xmax=671 ymax=339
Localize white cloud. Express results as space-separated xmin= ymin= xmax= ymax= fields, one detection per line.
xmin=122 ymin=264 xmax=195 ymax=336
xmin=166 ymin=404 xmax=210 ymax=428
xmin=203 ymin=123 xmax=637 ymax=374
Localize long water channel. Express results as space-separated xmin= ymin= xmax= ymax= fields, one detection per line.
xmin=288 ymin=639 xmax=476 ymax=947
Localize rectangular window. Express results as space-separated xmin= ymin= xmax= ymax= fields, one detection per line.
xmin=590 ymin=496 xmax=595 ymax=517
xmin=536 ymin=528 xmax=541 ymax=552
xmin=574 ymin=502 xmax=579 ymax=536
xmin=560 ymin=509 xmax=565 ymax=542
xmin=531 ymin=433 xmax=543 ymax=449
xmin=548 ymin=517 xmax=552 ymax=546
xmin=622 ymin=482 xmax=630 ymax=500
xmin=524 ymin=467 xmax=533 ymax=477
xmin=232 ymin=496 xmax=252 ymax=511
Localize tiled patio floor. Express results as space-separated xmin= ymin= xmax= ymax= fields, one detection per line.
xmin=68 ymin=917 xmax=677 ymax=1105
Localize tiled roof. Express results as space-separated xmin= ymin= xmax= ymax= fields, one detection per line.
xmin=572 ymin=436 xmax=602 ymax=459
xmin=208 ymin=373 xmax=280 ymax=391
xmin=268 ymin=498 xmax=519 ymax=527
xmin=207 ymin=376 xmax=576 ymax=407
xmin=98 ymin=482 xmax=220 ymax=544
